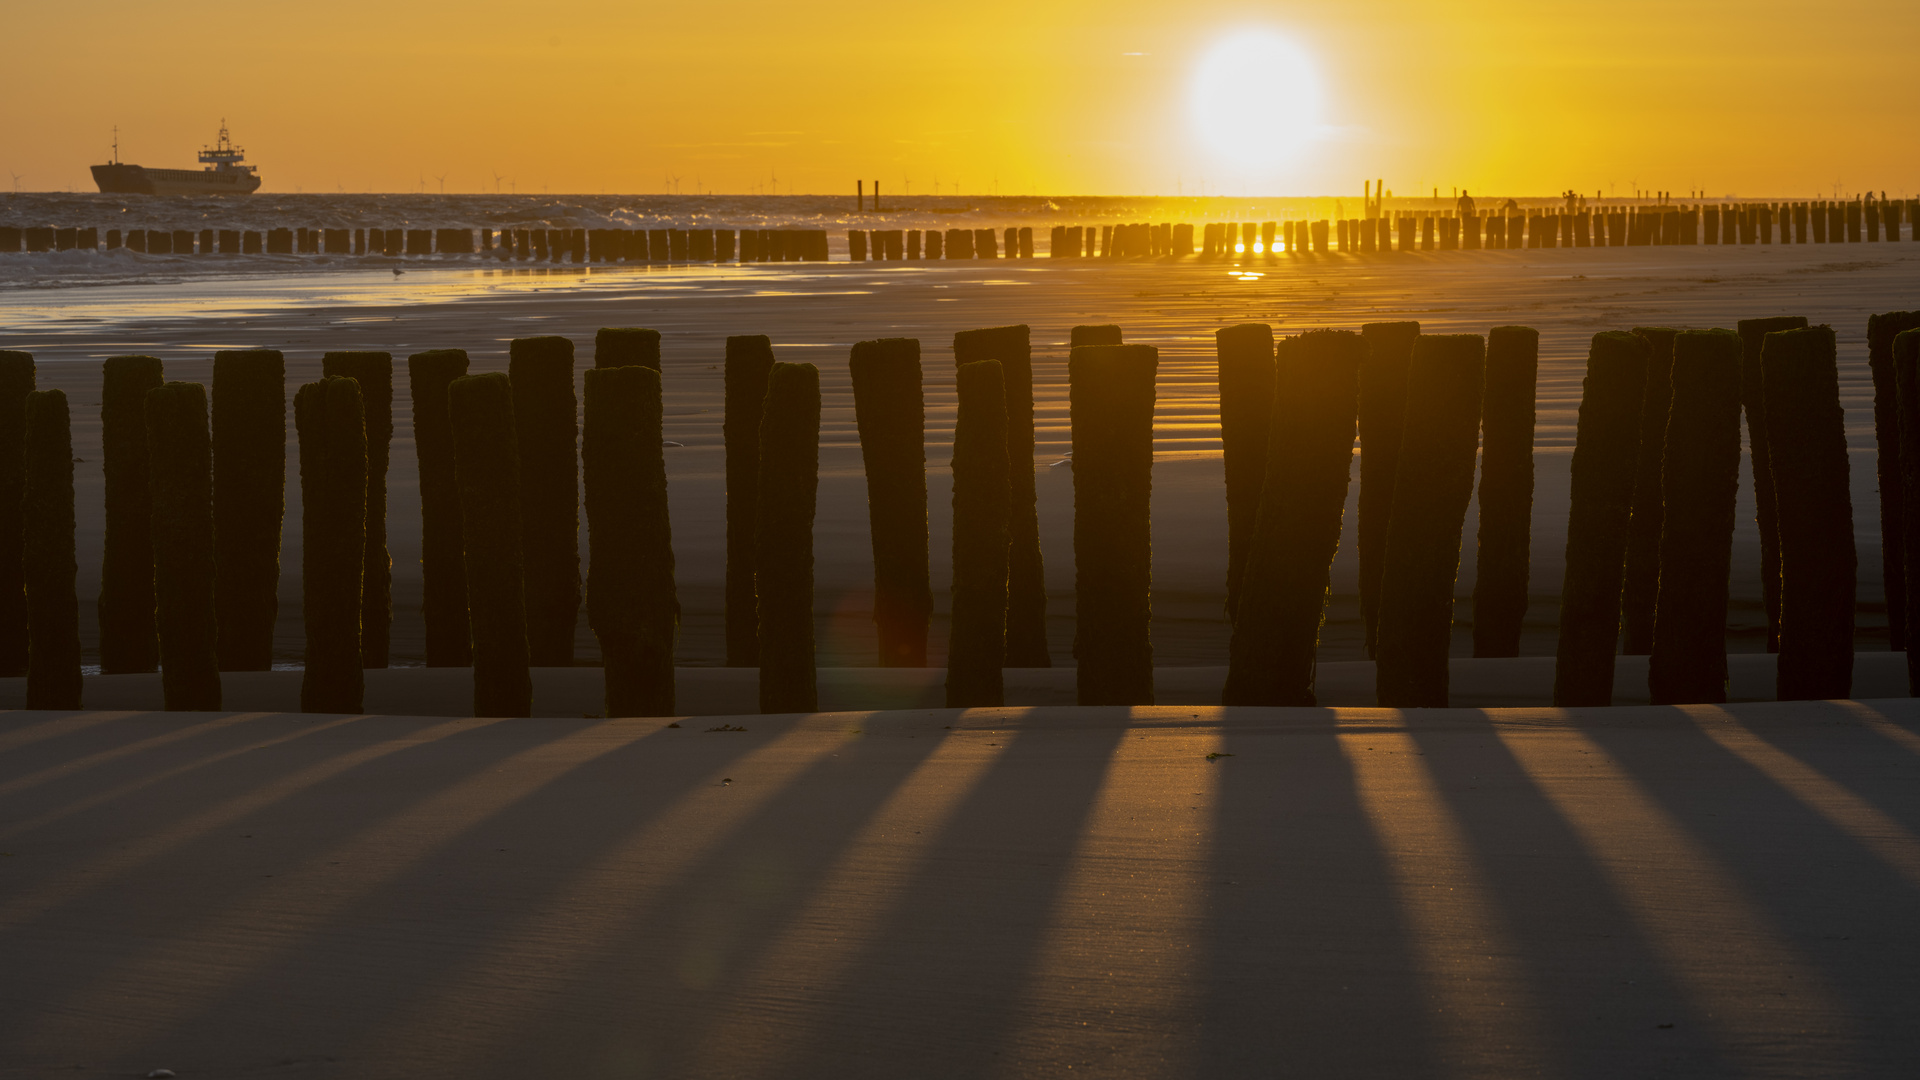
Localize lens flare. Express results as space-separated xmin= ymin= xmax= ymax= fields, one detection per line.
xmin=1190 ymin=30 xmax=1323 ymax=169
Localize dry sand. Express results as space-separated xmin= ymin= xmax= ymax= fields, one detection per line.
xmin=2 ymin=242 xmax=1914 ymax=669
xmin=1 ymin=700 xmax=1916 ymax=1077
xmin=0 ymin=652 xmax=1909 ymax=717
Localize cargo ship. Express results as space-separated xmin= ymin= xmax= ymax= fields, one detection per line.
xmin=91 ymin=122 xmax=261 ymax=195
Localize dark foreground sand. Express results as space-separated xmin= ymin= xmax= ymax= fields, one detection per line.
xmin=1 ymin=698 xmax=1916 ymax=1077
xmin=5 ymin=241 xmax=1916 ymax=668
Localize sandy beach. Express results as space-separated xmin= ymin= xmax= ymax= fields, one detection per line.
xmin=0 ymin=241 xmax=1911 ymax=674
xmin=2 ymin=699 xmax=1916 ymax=1077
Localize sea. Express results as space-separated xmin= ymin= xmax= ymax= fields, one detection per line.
xmin=0 ymin=191 xmax=1479 ymax=290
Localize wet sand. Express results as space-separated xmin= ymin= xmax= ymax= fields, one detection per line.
xmin=2 ymin=242 xmax=1914 ymax=668
xmin=2 ymin=700 xmax=1916 ymax=1077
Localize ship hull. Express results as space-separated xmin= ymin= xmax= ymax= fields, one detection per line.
xmin=91 ymin=163 xmax=261 ymax=195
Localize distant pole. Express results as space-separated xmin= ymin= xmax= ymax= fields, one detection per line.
xmin=874 ymin=181 xmax=880 ymax=212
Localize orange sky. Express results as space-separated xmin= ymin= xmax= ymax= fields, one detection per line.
xmin=6 ymin=0 xmax=1916 ymax=197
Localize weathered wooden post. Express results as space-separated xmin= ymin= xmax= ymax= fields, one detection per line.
xmin=294 ymin=376 xmax=367 ymax=714
xmin=1070 ymin=344 xmax=1158 ymax=705
xmin=1357 ymin=321 xmax=1420 ymax=657
xmin=319 ymin=351 xmax=393 ymax=668
xmin=1471 ymin=326 xmax=1538 ymax=658
xmin=1867 ymin=309 xmax=1920 ymax=649
xmin=408 ymin=349 xmax=472 ymax=666
xmin=1216 ymin=323 xmax=1275 ymax=623
xmin=1649 ymin=329 xmax=1743 ymax=704
xmin=508 ymin=336 xmax=581 ymax=666
xmin=849 ymin=338 xmax=931 ymax=666
xmin=954 ymin=325 xmax=1049 ymax=666
xmin=946 ymin=359 xmax=1011 ymax=707
xmin=594 ymin=327 xmax=662 ymax=370
xmin=448 ymin=372 xmax=532 ymax=717
xmin=146 ymin=381 xmax=221 ymax=710
xmin=583 ymin=364 xmax=678 ymax=717
xmin=1736 ymin=315 xmax=1810 ymax=652
xmin=98 ymin=355 xmax=164 ymax=674
xmin=1222 ymin=330 xmax=1363 ymax=705
xmin=212 ymin=349 xmax=285 ymax=671
xmin=757 ymin=362 xmax=822 ymax=713
xmin=1553 ymin=332 xmax=1649 ymax=706
xmin=724 ymin=335 xmax=777 ymax=665
xmin=1374 ymin=334 xmax=1484 ymax=707
xmin=23 ymin=390 xmax=80 ymax=708
xmin=1763 ymin=326 xmax=1855 ymax=700
xmin=1620 ymin=327 xmax=1678 ymax=655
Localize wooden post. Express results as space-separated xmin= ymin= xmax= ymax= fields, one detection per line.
xmin=1070 ymin=344 xmax=1158 ymax=705
xmin=294 ymin=376 xmax=367 ymax=714
xmin=1553 ymin=332 xmax=1649 ymax=707
xmin=849 ymin=338 xmax=931 ymax=667
xmin=507 ymin=336 xmax=581 ymax=666
xmin=953 ymin=325 xmax=1048 ymax=666
xmin=448 ymin=372 xmax=532 ymax=717
xmin=1736 ymin=315 xmax=1810 ymax=652
xmin=583 ymin=364 xmax=678 ymax=717
xmin=1620 ymin=327 xmax=1678 ymax=655
xmin=1216 ymin=324 xmax=1275 ymax=624
xmin=98 ymin=355 xmax=164 ymax=674
xmin=1357 ymin=321 xmax=1420 ymax=657
xmin=725 ymin=335 xmax=777 ymax=666
xmin=1868 ymin=310 xmax=1920 ymax=650
xmin=211 ymin=349 xmax=285 ymax=671
xmin=757 ymin=362 xmax=822 ymax=713
xmin=946 ymin=360 xmax=1011 ymax=707
xmin=407 ymin=349 xmax=472 ymax=666
xmin=1762 ymin=326 xmax=1855 ymax=700
xmin=146 ymin=381 xmax=221 ymax=709
xmin=1222 ymin=330 xmax=1363 ymax=705
xmin=319 ymin=352 xmax=393 ymax=668
xmin=1374 ymin=334 xmax=1485 ymax=707
xmin=1471 ymin=326 xmax=1538 ymax=658
xmin=1649 ymin=329 xmax=1743 ymax=704
xmin=23 ymin=390 xmax=80 ymax=709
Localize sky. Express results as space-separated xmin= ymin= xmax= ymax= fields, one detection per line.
xmin=5 ymin=0 xmax=1916 ymax=198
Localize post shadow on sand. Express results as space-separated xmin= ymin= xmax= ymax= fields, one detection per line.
xmin=1571 ymin=701 xmax=1920 ymax=1059
xmin=316 ymin=713 xmax=979 ymax=1072
xmin=1404 ymin=712 xmax=1727 ymax=1075
xmin=737 ymin=713 xmax=1133 ymax=1079
xmin=1200 ymin=711 xmax=1437 ymax=1076
xmin=15 ymin=712 xmax=813 ymax=1068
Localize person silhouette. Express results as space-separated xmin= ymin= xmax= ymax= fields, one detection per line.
xmin=1456 ymin=189 xmax=1476 ymax=218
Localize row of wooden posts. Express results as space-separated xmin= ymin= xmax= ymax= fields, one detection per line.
xmin=8 ymin=200 xmax=1914 ymax=264
xmin=0 ymin=227 xmax=833 ymax=262
xmin=0 ymin=309 xmax=1906 ymax=716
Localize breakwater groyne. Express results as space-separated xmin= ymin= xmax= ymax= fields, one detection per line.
xmin=3 ymin=198 xmax=1912 ymax=261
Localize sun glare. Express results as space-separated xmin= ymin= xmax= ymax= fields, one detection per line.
xmin=1190 ymin=31 xmax=1323 ymax=170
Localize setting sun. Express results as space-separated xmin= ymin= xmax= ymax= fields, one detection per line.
xmin=1190 ymin=30 xmax=1323 ymax=174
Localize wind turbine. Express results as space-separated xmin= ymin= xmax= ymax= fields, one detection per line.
xmin=8 ymin=172 xmax=22 ymax=193
xmin=434 ymin=172 xmax=447 ymax=193
xmin=492 ymin=171 xmax=504 ymax=193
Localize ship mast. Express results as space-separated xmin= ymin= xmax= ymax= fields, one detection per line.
xmin=111 ymin=125 xmax=119 ymax=165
